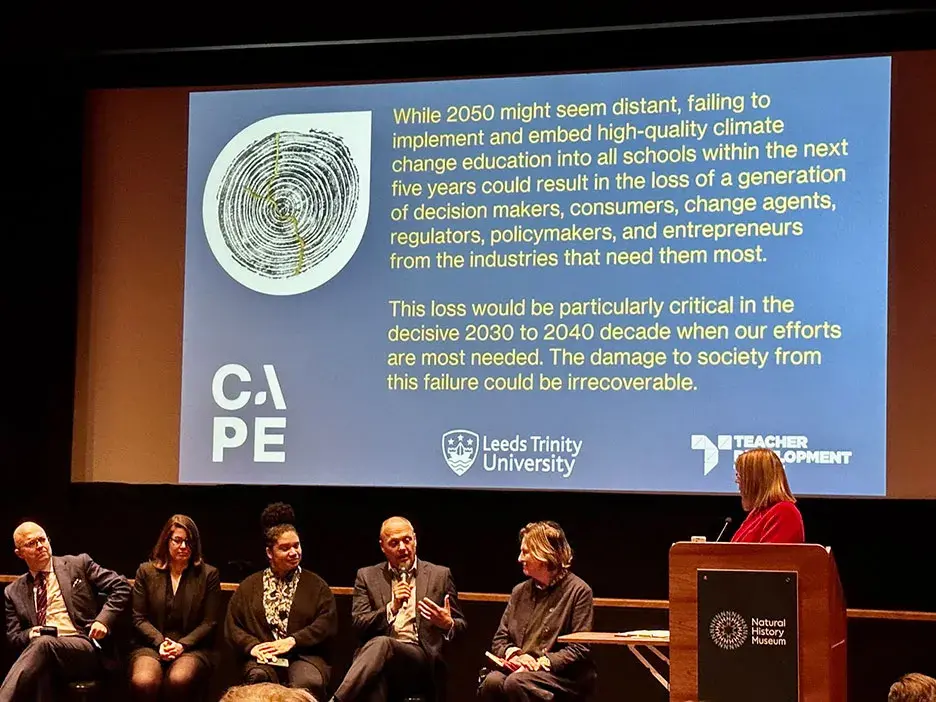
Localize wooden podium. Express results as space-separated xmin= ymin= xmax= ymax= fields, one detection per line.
xmin=669 ymin=542 xmax=846 ymax=702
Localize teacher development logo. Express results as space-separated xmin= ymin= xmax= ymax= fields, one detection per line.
xmin=441 ymin=429 xmax=581 ymax=479
xmin=691 ymin=433 xmax=854 ymax=475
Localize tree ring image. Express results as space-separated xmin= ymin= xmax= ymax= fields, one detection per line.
xmin=202 ymin=112 xmax=371 ymax=295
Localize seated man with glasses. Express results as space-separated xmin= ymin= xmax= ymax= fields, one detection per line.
xmin=1 ymin=521 xmax=131 ymax=702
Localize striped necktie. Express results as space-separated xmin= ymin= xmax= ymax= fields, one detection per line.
xmin=35 ymin=572 xmax=48 ymax=626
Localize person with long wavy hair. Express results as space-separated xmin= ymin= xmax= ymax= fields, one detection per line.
xmin=129 ymin=514 xmax=221 ymax=701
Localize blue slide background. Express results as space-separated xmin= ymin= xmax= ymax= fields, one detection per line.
xmin=180 ymin=57 xmax=890 ymax=495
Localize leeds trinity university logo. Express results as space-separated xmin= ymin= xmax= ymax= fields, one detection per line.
xmin=691 ymin=434 xmax=733 ymax=475
xmin=442 ymin=430 xmax=480 ymax=476
xmin=709 ymin=610 xmax=748 ymax=651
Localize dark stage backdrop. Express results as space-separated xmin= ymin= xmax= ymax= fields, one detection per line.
xmin=2 ymin=9 xmax=934 ymax=702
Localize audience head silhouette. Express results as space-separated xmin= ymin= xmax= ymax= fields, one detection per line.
xmin=221 ymin=682 xmax=317 ymax=701
xmin=889 ymin=673 xmax=936 ymax=702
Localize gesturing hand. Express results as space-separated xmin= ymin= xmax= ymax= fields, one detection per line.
xmin=417 ymin=594 xmax=454 ymax=630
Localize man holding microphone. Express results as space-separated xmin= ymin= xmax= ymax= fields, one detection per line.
xmin=330 ymin=517 xmax=466 ymax=702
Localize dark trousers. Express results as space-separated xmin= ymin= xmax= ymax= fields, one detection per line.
xmin=0 ymin=635 xmax=99 ymax=702
xmin=244 ymin=659 xmax=327 ymax=701
xmin=334 ymin=636 xmax=431 ymax=702
xmin=479 ymin=669 xmax=589 ymax=702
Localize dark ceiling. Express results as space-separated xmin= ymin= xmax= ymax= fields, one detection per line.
xmin=5 ymin=3 xmax=932 ymax=55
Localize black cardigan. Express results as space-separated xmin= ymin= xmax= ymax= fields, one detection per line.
xmin=224 ymin=568 xmax=338 ymax=676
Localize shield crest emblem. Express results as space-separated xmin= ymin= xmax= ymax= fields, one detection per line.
xmin=442 ymin=430 xmax=480 ymax=476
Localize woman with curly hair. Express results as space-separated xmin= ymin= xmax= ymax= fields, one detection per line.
xmin=225 ymin=503 xmax=338 ymax=701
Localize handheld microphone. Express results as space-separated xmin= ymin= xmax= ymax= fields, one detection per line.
xmin=399 ymin=569 xmax=411 ymax=603
xmin=715 ymin=517 xmax=733 ymax=542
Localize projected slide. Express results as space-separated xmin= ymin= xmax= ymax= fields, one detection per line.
xmin=180 ymin=56 xmax=890 ymax=495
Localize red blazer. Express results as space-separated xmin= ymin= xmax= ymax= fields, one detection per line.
xmin=731 ymin=501 xmax=804 ymax=543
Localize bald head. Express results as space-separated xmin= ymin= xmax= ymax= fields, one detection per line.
xmin=13 ymin=522 xmax=43 ymax=549
xmin=13 ymin=522 xmax=51 ymax=572
xmin=379 ymin=517 xmax=416 ymax=570
xmin=380 ymin=517 xmax=413 ymax=540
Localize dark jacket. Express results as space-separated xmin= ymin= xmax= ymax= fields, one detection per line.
xmin=131 ymin=561 xmax=222 ymax=654
xmin=351 ymin=559 xmax=467 ymax=662
xmin=352 ymin=559 xmax=466 ymax=700
xmin=491 ymin=572 xmax=595 ymax=677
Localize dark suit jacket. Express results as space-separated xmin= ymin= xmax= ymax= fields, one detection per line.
xmin=351 ymin=559 xmax=466 ymax=664
xmin=4 ymin=553 xmax=131 ymax=667
xmin=131 ymin=561 xmax=222 ymax=655
xmin=225 ymin=569 xmax=338 ymax=680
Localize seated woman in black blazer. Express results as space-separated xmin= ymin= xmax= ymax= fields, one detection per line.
xmin=225 ymin=503 xmax=338 ymax=701
xmin=129 ymin=514 xmax=222 ymax=701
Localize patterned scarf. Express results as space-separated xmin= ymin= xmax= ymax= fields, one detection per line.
xmin=263 ymin=566 xmax=301 ymax=640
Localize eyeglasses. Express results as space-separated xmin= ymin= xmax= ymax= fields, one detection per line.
xmin=169 ymin=537 xmax=191 ymax=547
xmin=20 ymin=536 xmax=48 ymax=550
xmin=386 ymin=535 xmax=414 ymax=548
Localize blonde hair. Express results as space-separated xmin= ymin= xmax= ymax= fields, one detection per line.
xmin=221 ymin=683 xmax=317 ymax=702
xmin=889 ymin=673 xmax=936 ymax=702
xmin=519 ymin=521 xmax=573 ymax=576
xmin=735 ymin=448 xmax=796 ymax=512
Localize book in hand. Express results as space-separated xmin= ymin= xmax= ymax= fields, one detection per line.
xmin=485 ymin=651 xmax=511 ymax=669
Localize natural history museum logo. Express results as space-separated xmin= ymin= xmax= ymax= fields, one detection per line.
xmin=708 ymin=610 xmax=790 ymax=651
xmin=709 ymin=610 xmax=748 ymax=651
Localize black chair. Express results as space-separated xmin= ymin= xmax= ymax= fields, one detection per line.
xmin=66 ymin=679 xmax=101 ymax=702
xmin=477 ymin=666 xmax=492 ymax=694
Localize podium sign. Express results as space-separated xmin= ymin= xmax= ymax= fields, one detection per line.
xmin=697 ymin=570 xmax=799 ymax=702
